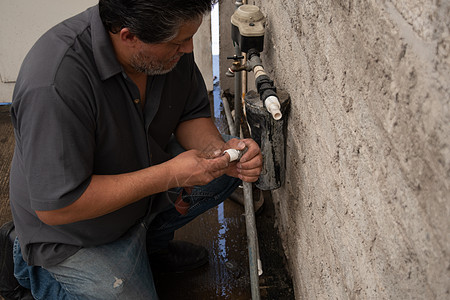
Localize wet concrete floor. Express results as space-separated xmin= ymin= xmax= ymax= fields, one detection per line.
xmin=0 ymin=105 xmax=295 ymax=299
xmin=155 ymin=190 xmax=295 ymax=299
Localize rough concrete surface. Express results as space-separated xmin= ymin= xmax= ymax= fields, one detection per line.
xmin=219 ymin=0 xmax=449 ymax=299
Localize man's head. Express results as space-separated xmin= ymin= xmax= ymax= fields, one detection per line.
xmin=99 ymin=0 xmax=217 ymax=75
xmin=99 ymin=0 xmax=217 ymax=44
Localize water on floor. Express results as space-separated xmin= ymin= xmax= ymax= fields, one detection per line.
xmin=154 ymin=199 xmax=251 ymax=299
xmin=154 ymin=190 xmax=295 ymax=300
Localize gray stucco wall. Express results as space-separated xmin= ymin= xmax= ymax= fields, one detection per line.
xmin=220 ymin=0 xmax=450 ymax=298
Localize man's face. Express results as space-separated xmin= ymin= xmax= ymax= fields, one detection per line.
xmin=130 ymin=17 xmax=202 ymax=75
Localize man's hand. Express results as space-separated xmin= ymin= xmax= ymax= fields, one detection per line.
xmin=221 ymin=138 xmax=263 ymax=183
xmin=174 ymin=118 xmax=262 ymax=183
xmin=167 ymin=149 xmax=231 ymax=187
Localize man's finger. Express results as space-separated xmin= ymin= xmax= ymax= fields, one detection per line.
xmin=239 ymin=140 xmax=260 ymax=163
xmin=210 ymin=153 xmax=230 ymax=170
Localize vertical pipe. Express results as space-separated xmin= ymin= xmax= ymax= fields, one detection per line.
xmin=242 ymin=53 xmax=247 ymax=99
xmin=243 ymin=181 xmax=261 ymax=300
xmin=233 ymin=45 xmax=242 ymax=136
xmin=241 ymin=0 xmax=248 ymax=102
xmin=232 ymin=2 xmax=261 ymax=299
xmin=234 ymin=0 xmax=243 ymax=138
xmin=221 ymin=97 xmax=236 ymax=136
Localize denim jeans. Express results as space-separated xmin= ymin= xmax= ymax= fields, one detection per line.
xmin=14 ymin=132 xmax=241 ymax=299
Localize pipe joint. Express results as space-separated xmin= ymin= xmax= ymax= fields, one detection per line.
xmin=264 ymin=96 xmax=282 ymax=120
xmin=255 ymin=75 xmax=277 ymax=99
xmin=247 ymin=49 xmax=263 ymax=70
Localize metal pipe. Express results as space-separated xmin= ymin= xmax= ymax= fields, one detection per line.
xmin=224 ymin=147 xmax=262 ymax=300
xmin=232 ymin=2 xmax=261 ymax=299
xmin=221 ymin=97 xmax=236 ymax=136
xmin=242 ymin=53 xmax=248 ymax=104
xmin=233 ymin=45 xmax=242 ymax=137
xmin=243 ymin=181 xmax=261 ymax=300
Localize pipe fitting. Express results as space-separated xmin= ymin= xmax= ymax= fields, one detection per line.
xmin=264 ymin=96 xmax=282 ymax=120
xmin=253 ymin=65 xmax=267 ymax=79
xmin=223 ymin=148 xmax=245 ymax=162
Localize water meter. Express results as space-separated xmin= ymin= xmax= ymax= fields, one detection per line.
xmin=231 ymin=5 xmax=266 ymax=53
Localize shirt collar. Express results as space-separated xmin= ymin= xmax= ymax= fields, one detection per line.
xmin=89 ymin=5 xmax=122 ymax=80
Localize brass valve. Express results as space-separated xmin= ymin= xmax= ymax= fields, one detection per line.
xmin=226 ymin=55 xmax=250 ymax=77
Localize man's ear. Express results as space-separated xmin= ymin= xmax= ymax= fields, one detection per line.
xmin=118 ymin=28 xmax=138 ymax=45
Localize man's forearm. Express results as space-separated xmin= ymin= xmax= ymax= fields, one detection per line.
xmin=174 ymin=117 xmax=225 ymax=153
xmin=35 ymin=162 xmax=174 ymax=226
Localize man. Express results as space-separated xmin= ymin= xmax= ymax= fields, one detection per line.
xmin=1 ymin=0 xmax=262 ymax=298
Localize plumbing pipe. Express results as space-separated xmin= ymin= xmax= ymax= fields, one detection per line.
xmin=233 ymin=0 xmax=243 ymax=137
xmin=233 ymin=50 xmax=243 ymax=136
xmin=264 ymin=96 xmax=282 ymax=120
xmin=243 ymin=181 xmax=262 ymax=299
xmin=247 ymin=51 xmax=283 ymax=120
xmin=231 ymin=2 xmax=261 ymax=300
xmin=242 ymin=53 xmax=248 ymax=106
xmin=223 ymin=149 xmax=262 ymax=299
xmin=221 ymin=97 xmax=236 ymax=136
xmin=228 ymin=50 xmax=283 ymax=120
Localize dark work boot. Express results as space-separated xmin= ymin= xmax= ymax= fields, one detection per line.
xmin=0 ymin=221 xmax=33 ymax=300
xmin=148 ymin=241 xmax=208 ymax=273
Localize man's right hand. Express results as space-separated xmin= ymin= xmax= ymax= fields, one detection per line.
xmin=166 ymin=149 xmax=231 ymax=188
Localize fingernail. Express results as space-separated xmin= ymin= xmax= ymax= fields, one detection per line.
xmin=238 ymin=141 xmax=245 ymax=149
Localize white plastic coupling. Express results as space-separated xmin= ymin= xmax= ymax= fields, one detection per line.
xmin=258 ymin=258 xmax=263 ymax=276
xmin=264 ymin=95 xmax=282 ymax=120
xmin=223 ymin=149 xmax=244 ymax=162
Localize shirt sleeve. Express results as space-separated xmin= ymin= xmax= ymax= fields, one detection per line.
xmin=11 ymin=83 xmax=95 ymax=211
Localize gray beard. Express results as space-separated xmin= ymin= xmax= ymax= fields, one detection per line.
xmin=130 ymin=52 xmax=182 ymax=75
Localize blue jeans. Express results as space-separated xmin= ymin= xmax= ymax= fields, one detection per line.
xmin=14 ymin=135 xmax=241 ymax=299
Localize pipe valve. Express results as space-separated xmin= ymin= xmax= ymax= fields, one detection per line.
xmin=226 ymin=55 xmax=250 ymax=77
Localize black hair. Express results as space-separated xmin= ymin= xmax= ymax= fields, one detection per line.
xmin=99 ymin=0 xmax=218 ymax=43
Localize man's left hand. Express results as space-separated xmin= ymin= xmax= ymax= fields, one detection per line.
xmin=220 ymin=138 xmax=263 ymax=183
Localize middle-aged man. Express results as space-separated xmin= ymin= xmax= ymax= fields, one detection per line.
xmin=0 ymin=0 xmax=263 ymax=299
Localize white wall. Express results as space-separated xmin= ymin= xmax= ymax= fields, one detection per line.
xmin=193 ymin=13 xmax=213 ymax=92
xmin=0 ymin=0 xmax=98 ymax=102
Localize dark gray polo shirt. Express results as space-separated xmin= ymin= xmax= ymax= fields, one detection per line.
xmin=9 ymin=5 xmax=210 ymax=267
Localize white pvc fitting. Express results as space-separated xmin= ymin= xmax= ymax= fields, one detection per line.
xmin=258 ymin=258 xmax=263 ymax=276
xmin=264 ymin=95 xmax=282 ymax=120
xmin=223 ymin=149 xmax=243 ymax=162
xmin=253 ymin=65 xmax=267 ymax=79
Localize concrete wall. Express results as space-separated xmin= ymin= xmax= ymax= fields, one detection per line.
xmin=220 ymin=0 xmax=450 ymax=299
